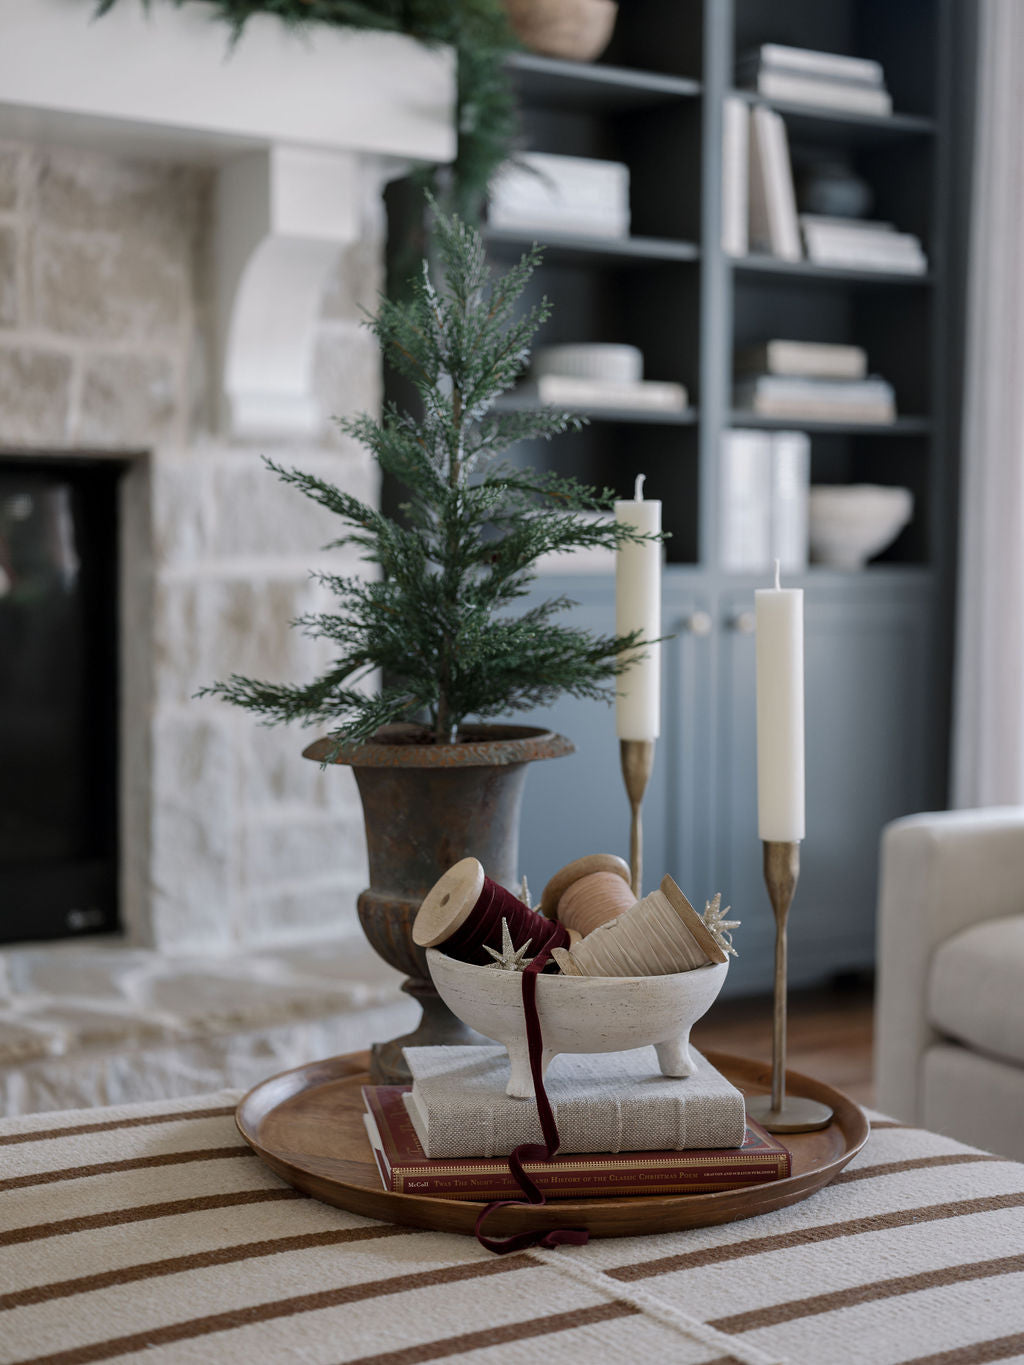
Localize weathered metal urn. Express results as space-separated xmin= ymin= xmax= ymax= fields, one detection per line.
xmin=304 ymin=723 xmax=573 ymax=1084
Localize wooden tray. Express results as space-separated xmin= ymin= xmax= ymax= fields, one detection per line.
xmin=236 ymin=1049 xmax=868 ymax=1240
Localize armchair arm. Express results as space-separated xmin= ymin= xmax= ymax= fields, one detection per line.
xmin=875 ymin=807 xmax=1024 ymax=1123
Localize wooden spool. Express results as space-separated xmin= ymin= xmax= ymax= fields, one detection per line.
xmin=552 ymin=875 xmax=728 ymax=978
xmin=413 ymin=857 xmax=583 ymax=950
xmin=413 ymin=857 xmax=486 ymax=948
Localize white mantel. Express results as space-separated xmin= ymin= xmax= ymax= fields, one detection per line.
xmin=0 ymin=0 xmax=456 ymax=436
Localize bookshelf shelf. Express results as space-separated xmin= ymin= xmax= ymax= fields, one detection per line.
xmin=728 ymin=413 xmax=931 ymax=435
xmin=729 ymin=88 xmax=937 ymax=141
xmin=508 ymin=53 xmax=702 ymax=109
xmin=482 ymin=228 xmax=700 ymax=267
xmin=732 ymin=255 xmax=934 ymax=286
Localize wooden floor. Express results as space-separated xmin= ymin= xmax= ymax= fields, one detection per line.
xmin=691 ymin=976 xmax=876 ymax=1107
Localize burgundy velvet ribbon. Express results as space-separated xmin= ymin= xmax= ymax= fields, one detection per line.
xmin=440 ymin=877 xmax=588 ymax=1254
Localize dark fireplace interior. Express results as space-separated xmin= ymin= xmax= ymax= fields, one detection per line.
xmin=0 ymin=456 xmax=123 ymax=945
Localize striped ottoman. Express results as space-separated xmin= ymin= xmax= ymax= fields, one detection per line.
xmin=1 ymin=1091 xmax=1022 ymax=1364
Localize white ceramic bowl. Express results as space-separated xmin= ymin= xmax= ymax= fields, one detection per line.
xmin=427 ymin=948 xmax=728 ymax=1098
xmin=532 ymin=343 xmax=643 ymax=384
xmin=808 ymin=484 xmax=913 ymax=568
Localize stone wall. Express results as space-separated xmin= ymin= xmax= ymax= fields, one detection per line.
xmin=0 ymin=139 xmax=385 ymax=952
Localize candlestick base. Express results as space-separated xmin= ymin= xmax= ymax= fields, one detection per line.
xmin=745 ymin=1092 xmax=834 ymax=1134
xmin=620 ymin=739 xmax=655 ymax=898
xmin=758 ymin=839 xmax=835 ymax=1134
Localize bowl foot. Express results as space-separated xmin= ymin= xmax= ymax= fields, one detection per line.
xmin=504 ymin=1043 xmax=557 ymax=1099
xmin=656 ymin=1034 xmax=695 ymax=1078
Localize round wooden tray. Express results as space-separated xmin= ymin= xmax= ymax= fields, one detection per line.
xmin=236 ymin=1050 xmax=868 ymax=1239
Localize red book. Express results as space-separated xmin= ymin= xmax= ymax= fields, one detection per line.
xmin=362 ymin=1085 xmax=791 ymax=1200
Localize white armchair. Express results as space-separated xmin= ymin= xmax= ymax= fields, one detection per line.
xmin=875 ymin=808 xmax=1024 ymax=1159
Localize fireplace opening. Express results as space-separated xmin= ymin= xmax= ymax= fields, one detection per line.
xmin=0 ymin=455 xmax=125 ymax=945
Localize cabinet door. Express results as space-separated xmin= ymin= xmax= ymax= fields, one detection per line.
xmin=715 ymin=581 xmax=938 ymax=994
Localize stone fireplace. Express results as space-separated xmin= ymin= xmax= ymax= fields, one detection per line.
xmin=0 ymin=2 xmax=454 ymax=1113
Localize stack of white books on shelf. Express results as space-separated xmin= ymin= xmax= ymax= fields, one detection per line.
xmin=721 ymin=428 xmax=810 ymax=573
xmin=487 ymin=151 xmax=630 ymax=239
xmin=737 ymin=43 xmax=894 ymax=117
xmin=800 ymin=215 xmax=928 ymax=273
xmin=733 ymin=337 xmax=895 ymax=424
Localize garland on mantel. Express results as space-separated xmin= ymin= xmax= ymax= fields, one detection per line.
xmin=95 ymin=0 xmax=520 ymax=217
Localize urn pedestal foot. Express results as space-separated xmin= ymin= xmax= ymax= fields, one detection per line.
xmin=370 ymin=977 xmax=486 ymax=1085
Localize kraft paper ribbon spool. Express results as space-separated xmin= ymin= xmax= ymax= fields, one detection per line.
xmin=552 ymin=875 xmax=728 ymax=978
xmin=539 ymin=853 xmax=633 ymax=939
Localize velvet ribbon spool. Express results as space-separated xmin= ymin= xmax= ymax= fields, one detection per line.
xmin=414 ymin=858 xmax=587 ymax=1253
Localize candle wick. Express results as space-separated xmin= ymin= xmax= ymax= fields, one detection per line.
xmin=634 ymin=473 xmax=646 ymax=501
xmin=773 ymin=558 xmax=781 ymax=591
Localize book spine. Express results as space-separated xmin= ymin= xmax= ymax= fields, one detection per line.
xmin=750 ymin=107 xmax=801 ymax=261
xmin=391 ymin=1160 xmax=789 ymax=1198
xmin=722 ymin=96 xmax=749 ymax=257
xmin=721 ymin=430 xmax=773 ymax=571
xmin=770 ymin=431 xmax=810 ymax=572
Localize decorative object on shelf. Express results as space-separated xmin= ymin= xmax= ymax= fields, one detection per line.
xmin=201 ymin=206 xmax=658 ymax=1083
xmin=94 ymin=1 xmax=520 ymax=219
xmin=797 ymin=157 xmax=873 ymax=220
xmin=523 ymin=343 xmax=688 ymax=414
xmin=533 ymin=343 xmax=643 ymax=384
xmin=505 ymin=0 xmax=618 ymax=63
xmin=800 ymin=215 xmax=928 ymax=274
xmin=551 ymin=875 xmax=727 ymax=979
xmin=616 ymin=474 xmax=662 ymax=894
xmin=746 ymin=565 xmax=833 ymax=1133
xmin=809 ymin=484 xmax=914 ymax=568
xmin=427 ymin=947 xmax=728 ymax=1099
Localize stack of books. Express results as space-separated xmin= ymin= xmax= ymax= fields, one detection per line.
xmin=720 ymin=428 xmax=810 ymax=573
xmin=488 ymin=151 xmax=630 ymax=239
xmin=734 ymin=339 xmax=896 ymax=423
xmin=721 ymin=64 xmax=929 ymax=274
xmin=800 ymin=215 xmax=928 ymax=273
xmin=737 ymin=43 xmax=894 ymax=117
xmin=362 ymin=1045 xmax=791 ymax=1201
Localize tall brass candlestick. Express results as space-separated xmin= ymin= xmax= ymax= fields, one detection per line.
xmin=620 ymin=739 xmax=655 ymax=897
xmin=746 ymin=840 xmax=834 ymax=1133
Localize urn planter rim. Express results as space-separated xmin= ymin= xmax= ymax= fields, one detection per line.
xmin=302 ymin=723 xmax=575 ymax=769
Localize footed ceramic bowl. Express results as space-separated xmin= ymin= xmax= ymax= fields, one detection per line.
xmin=426 ymin=948 xmax=728 ymax=1099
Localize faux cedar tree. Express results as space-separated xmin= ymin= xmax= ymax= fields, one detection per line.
xmin=93 ymin=0 xmax=520 ymax=219
xmin=202 ymin=204 xmax=663 ymax=747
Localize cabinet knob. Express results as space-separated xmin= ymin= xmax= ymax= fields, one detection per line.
xmin=729 ymin=610 xmax=756 ymax=635
xmin=683 ymin=610 xmax=713 ymax=637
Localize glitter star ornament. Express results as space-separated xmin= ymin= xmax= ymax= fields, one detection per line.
xmin=484 ymin=917 xmax=534 ymax=971
xmin=702 ymin=893 xmax=741 ymax=957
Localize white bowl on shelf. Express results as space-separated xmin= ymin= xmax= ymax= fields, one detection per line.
xmin=532 ymin=343 xmax=643 ymax=384
xmin=808 ymin=484 xmax=914 ymax=569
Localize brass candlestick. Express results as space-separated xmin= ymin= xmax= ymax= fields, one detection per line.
xmin=620 ymin=739 xmax=655 ymax=896
xmin=745 ymin=840 xmax=834 ymax=1133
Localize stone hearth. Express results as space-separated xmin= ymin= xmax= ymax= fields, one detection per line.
xmin=0 ymin=6 xmax=453 ymax=1112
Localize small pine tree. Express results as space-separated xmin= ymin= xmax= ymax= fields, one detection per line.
xmin=202 ymin=204 xmax=658 ymax=746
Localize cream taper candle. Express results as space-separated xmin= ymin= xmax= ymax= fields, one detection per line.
xmin=615 ymin=474 xmax=661 ymax=740
xmin=755 ymin=561 xmax=805 ymax=841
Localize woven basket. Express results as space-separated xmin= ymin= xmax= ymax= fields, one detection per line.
xmin=505 ymin=0 xmax=618 ymax=63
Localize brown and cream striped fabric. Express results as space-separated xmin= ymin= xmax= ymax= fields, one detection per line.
xmin=1 ymin=1090 xmax=1023 ymax=1364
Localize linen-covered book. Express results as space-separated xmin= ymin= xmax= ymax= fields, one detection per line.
xmin=401 ymin=1046 xmax=748 ymax=1158
xmin=363 ymin=1085 xmax=789 ymax=1199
